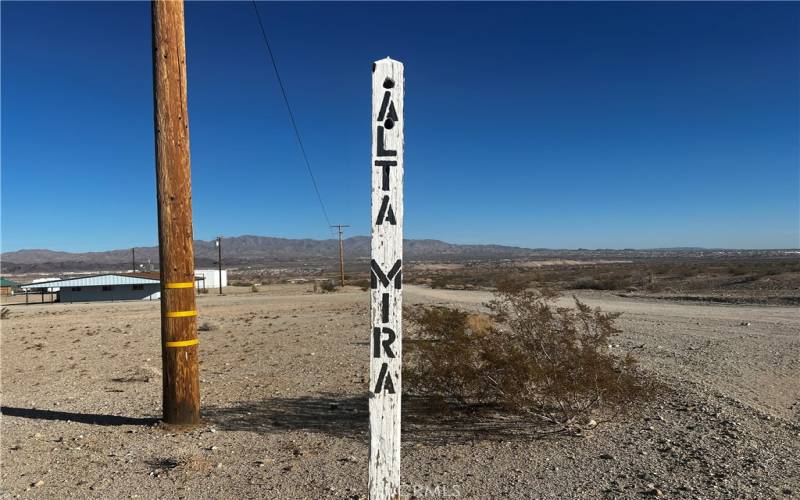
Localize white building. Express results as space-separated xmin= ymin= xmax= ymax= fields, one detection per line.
xmin=21 ymin=273 xmax=162 ymax=302
xmin=194 ymin=269 xmax=227 ymax=290
xmin=31 ymin=277 xmax=61 ymax=292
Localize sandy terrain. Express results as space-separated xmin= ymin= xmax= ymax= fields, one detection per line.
xmin=1 ymin=284 xmax=798 ymax=498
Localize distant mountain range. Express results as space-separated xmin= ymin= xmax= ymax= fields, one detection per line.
xmin=0 ymin=235 xmax=542 ymax=273
xmin=1 ymin=235 xmax=789 ymax=274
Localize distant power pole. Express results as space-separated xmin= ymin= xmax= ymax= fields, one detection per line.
xmin=215 ymin=236 xmax=223 ymax=295
xmin=132 ymin=248 xmax=136 ymax=274
xmin=331 ymin=225 xmax=350 ymax=286
xmin=152 ymin=0 xmax=200 ymax=426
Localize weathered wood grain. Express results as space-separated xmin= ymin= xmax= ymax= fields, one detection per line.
xmin=369 ymin=57 xmax=404 ymax=499
xmin=152 ymin=0 xmax=200 ymax=426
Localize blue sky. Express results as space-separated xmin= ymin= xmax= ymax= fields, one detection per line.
xmin=2 ymin=1 xmax=798 ymax=252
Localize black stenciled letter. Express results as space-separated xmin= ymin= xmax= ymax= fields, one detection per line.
xmin=377 ymin=91 xmax=399 ymax=122
xmin=374 ymin=160 xmax=396 ymax=191
xmin=382 ymin=293 xmax=390 ymax=323
xmin=374 ymin=362 xmax=396 ymax=394
xmin=371 ymin=259 xmax=402 ymax=290
xmin=372 ymin=327 xmax=396 ymax=358
xmin=376 ymin=126 xmax=396 ymax=157
xmin=376 ymin=195 xmax=397 ymax=226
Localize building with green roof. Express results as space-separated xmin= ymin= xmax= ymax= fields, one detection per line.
xmin=0 ymin=278 xmax=20 ymax=296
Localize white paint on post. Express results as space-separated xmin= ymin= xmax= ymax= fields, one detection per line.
xmin=369 ymin=57 xmax=404 ymax=499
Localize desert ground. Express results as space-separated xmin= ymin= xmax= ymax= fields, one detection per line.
xmin=1 ymin=284 xmax=798 ymax=499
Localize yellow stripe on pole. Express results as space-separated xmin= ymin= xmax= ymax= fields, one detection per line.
xmin=165 ymin=281 xmax=195 ymax=289
xmin=165 ymin=310 xmax=197 ymax=318
xmin=165 ymin=338 xmax=199 ymax=348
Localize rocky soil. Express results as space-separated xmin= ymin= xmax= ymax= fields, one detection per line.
xmin=1 ymin=284 xmax=798 ymax=498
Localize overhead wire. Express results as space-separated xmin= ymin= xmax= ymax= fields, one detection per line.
xmin=250 ymin=0 xmax=335 ymax=237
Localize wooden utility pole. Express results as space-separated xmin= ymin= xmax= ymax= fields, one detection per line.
xmin=132 ymin=248 xmax=136 ymax=273
xmin=152 ymin=0 xmax=200 ymax=426
xmin=369 ymin=57 xmax=404 ymax=500
xmin=331 ymin=224 xmax=350 ymax=286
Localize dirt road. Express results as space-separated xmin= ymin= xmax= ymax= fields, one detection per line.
xmin=406 ymin=285 xmax=800 ymax=420
xmin=1 ymin=285 xmax=798 ymax=498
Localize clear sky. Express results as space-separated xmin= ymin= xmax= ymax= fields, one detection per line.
xmin=2 ymin=1 xmax=798 ymax=252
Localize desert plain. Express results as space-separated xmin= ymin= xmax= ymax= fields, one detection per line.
xmin=1 ymin=281 xmax=799 ymax=499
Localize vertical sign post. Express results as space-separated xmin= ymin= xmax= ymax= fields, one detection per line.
xmin=369 ymin=57 xmax=404 ymax=499
xmin=152 ymin=0 xmax=200 ymax=426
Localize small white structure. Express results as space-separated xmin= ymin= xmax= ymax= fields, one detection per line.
xmin=21 ymin=273 xmax=162 ymax=302
xmin=31 ymin=277 xmax=61 ymax=293
xmin=194 ymin=269 xmax=227 ymax=290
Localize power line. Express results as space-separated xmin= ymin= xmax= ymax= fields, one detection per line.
xmin=250 ymin=0 xmax=334 ymax=234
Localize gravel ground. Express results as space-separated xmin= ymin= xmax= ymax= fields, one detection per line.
xmin=1 ymin=284 xmax=798 ymax=499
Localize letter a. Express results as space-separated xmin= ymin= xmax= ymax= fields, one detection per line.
xmin=374 ymin=362 xmax=396 ymax=394
xmin=376 ymin=195 xmax=397 ymax=225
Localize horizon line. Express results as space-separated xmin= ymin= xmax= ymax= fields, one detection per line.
xmin=2 ymin=233 xmax=798 ymax=256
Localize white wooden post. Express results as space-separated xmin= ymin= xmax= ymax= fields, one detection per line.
xmin=369 ymin=57 xmax=404 ymax=499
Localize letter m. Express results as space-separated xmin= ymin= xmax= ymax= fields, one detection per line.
xmin=371 ymin=259 xmax=401 ymax=290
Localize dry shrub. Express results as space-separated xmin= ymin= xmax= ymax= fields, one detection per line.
xmin=320 ymin=279 xmax=337 ymax=293
xmin=465 ymin=313 xmax=492 ymax=336
xmin=406 ymin=285 xmax=656 ymax=434
xmin=430 ymin=277 xmax=449 ymax=289
xmin=571 ymin=273 xmax=633 ymax=290
xmin=312 ymin=280 xmax=338 ymax=293
xmin=198 ymin=321 xmax=217 ymax=332
xmin=347 ymin=278 xmax=371 ymax=291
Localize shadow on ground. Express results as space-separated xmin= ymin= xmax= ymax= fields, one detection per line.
xmin=204 ymin=394 xmax=546 ymax=444
xmin=1 ymin=406 xmax=158 ymax=426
